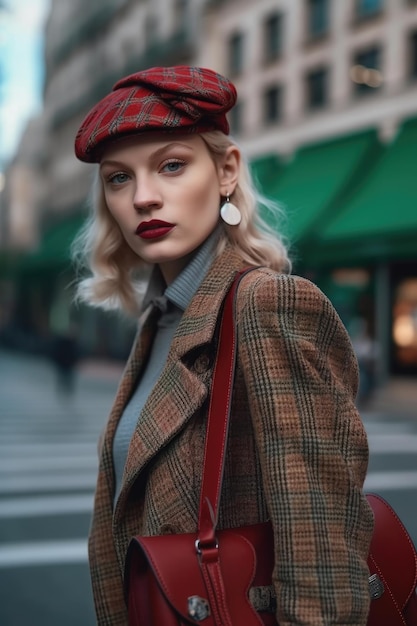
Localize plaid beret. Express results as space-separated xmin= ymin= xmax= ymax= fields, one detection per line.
xmin=74 ymin=65 xmax=237 ymax=163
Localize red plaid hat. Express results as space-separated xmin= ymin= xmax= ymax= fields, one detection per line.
xmin=74 ymin=65 xmax=237 ymax=163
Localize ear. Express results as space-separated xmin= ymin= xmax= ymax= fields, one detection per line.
xmin=218 ymin=146 xmax=241 ymax=196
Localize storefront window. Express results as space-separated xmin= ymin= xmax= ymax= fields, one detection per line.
xmin=392 ymin=278 xmax=417 ymax=370
xmin=321 ymin=267 xmax=376 ymax=403
xmin=321 ymin=268 xmax=373 ymax=329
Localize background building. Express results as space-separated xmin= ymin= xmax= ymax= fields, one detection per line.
xmin=200 ymin=0 xmax=417 ymax=383
xmin=1 ymin=0 xmax=417 ymax=385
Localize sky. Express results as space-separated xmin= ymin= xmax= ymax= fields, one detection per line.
xmin=0 ymin=0 xmax=51 ymax=166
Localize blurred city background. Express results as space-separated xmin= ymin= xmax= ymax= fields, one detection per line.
xmin=0 ymin=0 xmax=416 ymax=624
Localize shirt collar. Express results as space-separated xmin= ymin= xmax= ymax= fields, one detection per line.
xmin=141 ymin=227 xmax=221 ymax=313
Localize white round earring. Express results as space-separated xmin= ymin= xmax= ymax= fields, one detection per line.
xmin=220 ymin=193 xmax=242 ymax=226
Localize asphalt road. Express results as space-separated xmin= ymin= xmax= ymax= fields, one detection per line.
xmin=0 ymin=350 xmax=118 ymax=626
xmin=0 ymin=349 xmax=416 ymax=625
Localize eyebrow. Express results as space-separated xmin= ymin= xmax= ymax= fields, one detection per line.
xmin=151 ymin=142 xmax=195 ymax=158
xmin=99 ymin=141 xmax=195 ymax=169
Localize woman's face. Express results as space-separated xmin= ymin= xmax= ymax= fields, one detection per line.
xmin=99 ymin=133 xmax=235 ymax=284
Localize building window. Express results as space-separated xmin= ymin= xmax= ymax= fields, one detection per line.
xmin=228 ymin=32 xmax=244 ymax=76
xmin=263 ymin=85 xmax=283 ymax=125
xmin=356 ymin=0 xmax=383 ymax=19
xmin=351 ymin=46 xmax=383 ymax=95
xmin=263 ymin=12 xmax=283 ymax=63
xmin=305 ymin=67 xmax=329 ymax=110
xmin=173 ymin=0 xmax=188 ymax=31
xmin=229 ymin=101 xmax=242 ymax=135
xmin=144 ymin=14 xmax=158 ymax=47
xmin=410 ymin=31 xmax=417 ymax=79
xmin=307 ymin=0 xmax=329 ymax=39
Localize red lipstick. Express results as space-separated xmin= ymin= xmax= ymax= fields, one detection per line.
xmin=135 ymin=220 xmax=175 ymax=240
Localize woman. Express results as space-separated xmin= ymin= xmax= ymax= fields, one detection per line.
xmin=74 ymin=66 xmax=373 ymax=625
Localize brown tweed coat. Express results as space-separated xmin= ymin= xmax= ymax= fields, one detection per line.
xmin=88 ymin=244 xmax=374 ymax=625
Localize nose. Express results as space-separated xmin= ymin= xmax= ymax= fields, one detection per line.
xmin=133 ymin=177 xmax=162 ymax=213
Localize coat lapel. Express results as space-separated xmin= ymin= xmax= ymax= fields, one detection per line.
xmin=113 ymin=246 xmax=246 ymax=524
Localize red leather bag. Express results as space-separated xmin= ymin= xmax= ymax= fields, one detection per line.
xmin=367 ymin=493 xmax=417 ymax=625
xmin=124 ymin=271 xmax=417 ymax=626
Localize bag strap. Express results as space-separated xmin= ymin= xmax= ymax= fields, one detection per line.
xmin=197 ymin=269 xmax=251 ymax=549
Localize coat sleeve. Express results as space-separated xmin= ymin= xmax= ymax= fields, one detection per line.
xmin=237 ymin=270 xmax=374 ymax=626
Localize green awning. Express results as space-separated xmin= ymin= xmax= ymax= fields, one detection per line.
xmin=250 ymin=153 xmax=282 ymax=188
xmin=263 ymin=129 xmax=381 ymax=245
xmin=19 ymin=213 xmax=86 ymax=273
xmin=316 ymin=117 xmax=417 ymax=263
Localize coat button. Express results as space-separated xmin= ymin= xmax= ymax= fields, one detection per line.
xmin=193 ymin=353 xmax=211 ymax=374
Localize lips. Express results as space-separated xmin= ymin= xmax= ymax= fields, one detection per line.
xmin=135 ymin=219 xmax=175 ymax=240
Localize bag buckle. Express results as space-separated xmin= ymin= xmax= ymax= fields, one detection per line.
xmin=187 ymin=595 xmax=211 ymax=621
xmin=369 ymin=573 xmax=385 ymax=600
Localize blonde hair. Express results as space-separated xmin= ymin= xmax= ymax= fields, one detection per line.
xmin=72 ymin=130 xmax=291 ymax=315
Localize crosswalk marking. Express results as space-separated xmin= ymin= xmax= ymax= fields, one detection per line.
xmin=0 ymin=472 xmax=97 ymax=494
xmin=0 ymin=455 xmax=98 ymax=473
xmin=364 ymin=419 xmax=416 ymax=434
xmin=0 ymin=442 xmax=97 ymax=456
xmin=365 ymin=470 xmax=417 ymax=490
xmin=1 ymin=371 xmax=416 ymax=571
xmin=0 ymin=539 xmax=88 ymax=568
xmin=367 ymin=432 xmax=417 ymax=453
xmin=0 ymin=494 xmax=94 ymax=518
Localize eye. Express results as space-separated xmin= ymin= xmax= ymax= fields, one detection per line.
xmin=160 ymin=159 xmax=185 ymax=174
xmin=107 ymin=171 xmax=130 ymax=185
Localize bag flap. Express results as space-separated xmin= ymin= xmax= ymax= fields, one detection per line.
xmin=125 ymin=528 xmax=263 ymax=625
xmin=367 ymin=493 xmax=417 ymax=608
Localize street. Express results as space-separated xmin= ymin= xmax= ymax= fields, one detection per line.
xmin=0 ymin=349 xmax=120 ymax=626
xmin=1 ymin=349 xmax=417 ymax=625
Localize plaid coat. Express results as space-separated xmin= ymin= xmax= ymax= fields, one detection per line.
xmin=88 ymin=244 xmax=373 ymax=625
